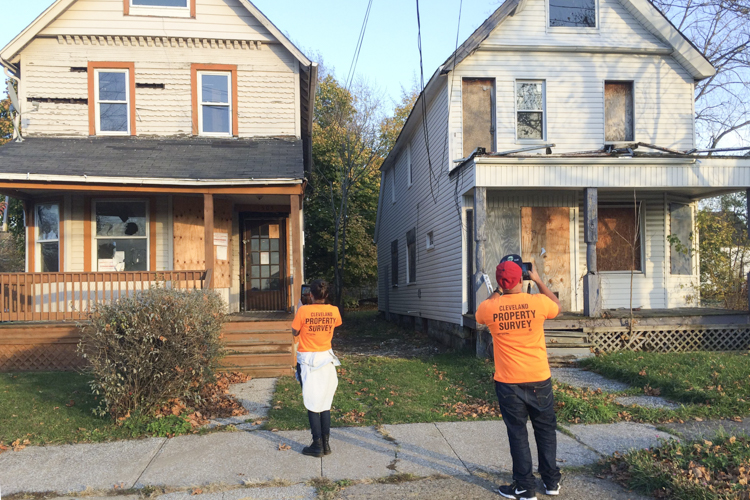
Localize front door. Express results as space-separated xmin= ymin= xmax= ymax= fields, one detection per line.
xmin=243 ymin=218 xmax=287 ymax=311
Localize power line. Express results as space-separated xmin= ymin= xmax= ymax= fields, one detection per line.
xmin=345 ymin=0 xmax=374 ymax=90
xmin=415 ymin=0 xmax=439 ymax=204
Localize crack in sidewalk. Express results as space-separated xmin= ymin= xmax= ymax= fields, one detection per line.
xmin=434 ymin=423 xmax=472 ymax=476
xmin=131 ymin=438 xmax=169 ymax=489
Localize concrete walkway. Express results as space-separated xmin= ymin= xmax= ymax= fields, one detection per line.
xmin=0 ymin=420 xmax=677 ymax=497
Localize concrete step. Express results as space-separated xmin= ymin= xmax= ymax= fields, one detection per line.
xmin=545 ymin=342 xmax=595 ymax=349
xmin=547 ymin=347 xmax=594 ymax=358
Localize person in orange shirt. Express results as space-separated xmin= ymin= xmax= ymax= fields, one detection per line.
xmin=475 ymin=255 xmax=562 ymax=500
xmin=292 ymin=279 xmax=342 ymax=457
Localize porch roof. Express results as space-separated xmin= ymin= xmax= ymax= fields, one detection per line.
xmin=0 ymin=137 xmax=304 ymax=182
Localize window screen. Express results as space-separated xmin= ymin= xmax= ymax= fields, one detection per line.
xmin=391 ymin=240 xmax=399 ymax=287
xmin=669 ymin=203 xmax=692 ymax=275
xmin=596 ymin=204 xmax=642 ymax=272
xmin=549 ymin=0 xmax=596 ymax=27
xmin=605 ymin=82 xmax=634 ymax=142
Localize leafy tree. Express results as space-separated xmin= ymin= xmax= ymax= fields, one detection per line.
xmin=0 ymin=80 xmax=25 ymax=269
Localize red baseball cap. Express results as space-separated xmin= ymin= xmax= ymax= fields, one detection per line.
xmin=496 ymin=260 xmax=523 ymax=290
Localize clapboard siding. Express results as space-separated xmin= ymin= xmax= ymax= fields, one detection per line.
xmin=39 ymin=0 xmax=275 ymax=41
xmin=69 ymin=196 xmax=85 ymax=272
xmin=450 ymin=51 xmax=695 ymax=155
xmin=154 ymin=196 xmax=171 ymax=271
xmin=20 ymin=38 xmax=298 ymax=137
xmin=377 ymin=81 xmax=475 ymax=325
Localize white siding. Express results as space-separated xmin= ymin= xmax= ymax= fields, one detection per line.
xmin=154 ymin=196 xmax=171 ymax=271
xmin=69 ymin=195 xmax=85 ymax=272
xmin=21 ymin=38 xmax=298 ymax=137
xmin=377 ymin=81 xmax=475 ymax=326
xmin=39 ymin=0 xmax=275 ymax=41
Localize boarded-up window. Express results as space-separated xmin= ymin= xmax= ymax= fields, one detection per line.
xmin=669 ymin=203 xmax=692 ymax=275
xmin=605 ymin=82 xmax=634 ymax=142
xmin=597 ymin=204 xmax=642 ymax=271
xmin=462 ymin=79 xmax=495 ymax=157
xmin=406 ymin=228 xmax=417 ymax=284
xmin=391 ymin=240 xmax=399 ymax=287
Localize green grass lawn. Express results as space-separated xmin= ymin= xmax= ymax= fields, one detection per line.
xmin=0 ymin=372 xmax=138 ymax=447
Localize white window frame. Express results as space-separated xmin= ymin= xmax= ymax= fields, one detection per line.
xmin=35 ymin=203 xmax=60 ymax=273
xmin=406 ymin=143 xmax=413 ymax=188
xmin=128 ymin=0 xmax=190 ymax=17
xmin=515 ymin=79 xmax=547 ymax=143
xmin=197 ymin=71 xmax=233 ymax=137
xmin=603 ymin=80 xmax=637 ymax=145
xmin=390 ymin=167 xmax=396 ymax=204
xmin=426 ymin=231 xmax=435 ymax=251
xmin=95 ymin=69 xmax=130 ymax=136
xmin=92 ymin=199 xmax=151 ymax=272
xmin=546 ymin=0 xmax=600 ymax=32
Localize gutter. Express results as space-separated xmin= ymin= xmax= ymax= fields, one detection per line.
xmin=0 ymin=56 xmax=19 ymax=75
xmin=0 ymin=173 xmax=304 ymax=186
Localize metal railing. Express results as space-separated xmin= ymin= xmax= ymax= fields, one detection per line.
xmin=0 ymin=270 xmax=209 ymax=322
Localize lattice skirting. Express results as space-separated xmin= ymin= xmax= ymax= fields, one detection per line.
xmin=0 ymin=343 xmax=87 ymax=371
xmin=588 ymin=324 xmax=750 ymax=353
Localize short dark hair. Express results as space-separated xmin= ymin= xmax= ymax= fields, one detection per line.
xmin=310 ymin=279 xmax=330 ymax=301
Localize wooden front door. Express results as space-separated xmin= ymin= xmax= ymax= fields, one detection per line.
xmin=243 ymin=218 xmax=287 ymax=311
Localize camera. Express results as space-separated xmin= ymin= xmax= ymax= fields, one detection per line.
xmin=521 ymin=262 xmax=532 ymax=281
xmin=300 ymin=284 xmax=312 ymax=305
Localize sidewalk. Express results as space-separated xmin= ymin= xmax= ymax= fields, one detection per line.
xmin=0 ymin=419 xmax=675 ymax=497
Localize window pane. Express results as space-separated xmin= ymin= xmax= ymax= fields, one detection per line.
xmin=550 ymin=0 xmax=596 ymax=27
xmin=251 ymin=265 xmax=260 ymax=277
xmin=41 ymin=242 xmax=59 ymax=273
xmin=670 ymin=203 xmax=692 ymax=275
xmin=99 ymin=72 xmax=127 ymax=101
xmin=597 ymin=206 xmax=642 ymax=271
xmin=201 ymin=75 xmax=229 ymax=104
xmin=270 ymin=265 xmax=279 ymax=277
xmin=251 ymin=240 xmax=259 ymax=251
xmin=37 ymin=204 xmax=59 ymax=241
xmin=96 ymin=202 xmax=147 ymax=237
xmin=605 ymin=82 xmax=634 ymax=142
xmin=97 ymin=238 xmax=147 ymax=271
xmin=516 ymin=82 xmax=543 ymax=110
xmin=251 ymin=252 xmax=259 ymax=264
xmin=132 ymin=0 xmax=188 ymax=6
xmin=251 ymin=279 xmax=261 ymax=290
xmin=261 ymin=266 xmax=270 ymax=278
xmin=202 ymin=105 xmax=230 ymax=134
xmin=270 ymin=239 xmax=279 ymax=251
xmin=270 ymin=253 xmax=279 ymax=265
xmin=260 ymin=239 xmax=269 ymax=251
xmin=100 ymin=103 xmax=128 ymax=132
xmin=517 ymin=112 xmax=544 ymax=139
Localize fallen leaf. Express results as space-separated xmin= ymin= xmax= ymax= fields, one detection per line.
xmin=191 ymin=488 xmax=203 ymax=495
xmin=278 ymin=443 xmax=291 ymax=451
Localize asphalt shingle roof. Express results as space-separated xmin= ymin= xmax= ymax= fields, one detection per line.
xmin=0 ymin=137 xmax=304 ymax=181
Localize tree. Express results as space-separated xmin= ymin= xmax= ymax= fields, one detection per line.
xmin=652 ymin=0 xmax=750 ymax=148
xmin=1 ymin=80 xmax=13 ymax=146
xmin=0 ymin=81 xmax=25 ymax=270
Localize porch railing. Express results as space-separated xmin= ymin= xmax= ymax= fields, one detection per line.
xmin=0 ymin=270 xmax=209 ymax=322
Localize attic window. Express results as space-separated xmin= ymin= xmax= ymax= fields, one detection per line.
xmin=549 ymin=0 xmax=597 ymax=28
xmin=127 ymin=0 xmax=193 ymax=18
xmin=605 ymin=81 xmax=634 ymax=142
xmin=131 ymin=0 xmax=187 ymax=7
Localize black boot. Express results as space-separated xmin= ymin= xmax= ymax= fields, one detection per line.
xmin=322 ymin=434 xmax=332 ymax=455
xmin=302 ymin=438 xmax=324 ymax=457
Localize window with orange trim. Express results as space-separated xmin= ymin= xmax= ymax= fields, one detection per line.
xmin=191 ymin=64 xmax=238 ymax=136
xmin=88 ymin=62 xmax=136 ymax=136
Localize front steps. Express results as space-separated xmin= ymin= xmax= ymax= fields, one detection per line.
xmin=220 ymin=318 xmax=295 ymax=377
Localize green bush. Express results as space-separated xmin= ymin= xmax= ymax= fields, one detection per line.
xmin=78 ymin=287 xmax=226 ymax=419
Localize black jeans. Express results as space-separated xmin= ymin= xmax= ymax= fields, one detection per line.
xmin=495 ymin=378 xmax=561 ymax=491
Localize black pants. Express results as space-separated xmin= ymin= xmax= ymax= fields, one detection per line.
xmin=495 ymin=378 xmax=561 ymax=491
xmin=297 ymin=363 xmax=331 ymax=440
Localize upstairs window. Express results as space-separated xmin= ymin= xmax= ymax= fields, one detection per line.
xmin=36 ymin=204 xmax=60 ymax=272
xmin=192 ymin=64 xmax=238 ymax=136
xmin=516 ymin=81 xmax=545 ymax=141
xmin=549 ymin=0 xmax=597 ymax=28
xmin=132 ymin=0 xmax=187 ymax=5
xmin=605 ymin=81 xmax=634 ymax=142
xmin=95 ymin=70 xmax=130 ymax=135
xmin=126 ymin=0 xmax=194 ymax=17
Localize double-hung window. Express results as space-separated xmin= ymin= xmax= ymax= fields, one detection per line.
xmin=198 ymin=72 xmax=232 ymax=135
xmin=36 ymin=204 xmax=60 ymax=272
xmin=549 ymin=0 xmax=597 ymax=28
xmin=516 ymin=81 xmax=545 ymax=141
xmin=95 ymin=201 xmax=149 ymax=272
xmin=95 ymin=69 xmax=130 ymax=135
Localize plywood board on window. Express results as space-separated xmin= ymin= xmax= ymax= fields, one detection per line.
xmin=462 ymin=79 xmax=494 ymax=157
xmin=521 ymin=207 xmax=571 ymax=311
xmin=597 ymin=206 xmax=642 ymax=272
xmin=173 ymin=196 xmax=232 ymax=289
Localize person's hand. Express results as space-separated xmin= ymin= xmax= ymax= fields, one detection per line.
xmin=528 ymin=262 xmax=542 ymax=284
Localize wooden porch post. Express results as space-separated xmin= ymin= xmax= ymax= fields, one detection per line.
xmin=204 ymin=193 xmax=214 ymax=289
xmin=474 ymin=187 xmax=489 ymax=309
xmin=583 ymin=187 xmax=602 ymax=317
xmin=290 ymin=193 xmax=303 ymax=312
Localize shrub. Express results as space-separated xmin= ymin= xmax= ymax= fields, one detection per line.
xmin=78 ymin=287 xmax=226 ymax=419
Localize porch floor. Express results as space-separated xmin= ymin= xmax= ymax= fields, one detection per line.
xmin=557 ymin=307 xmax=749 ymax=320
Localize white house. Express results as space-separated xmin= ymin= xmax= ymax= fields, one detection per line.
xmin=374 ymin=0 xmax=750 ymax=350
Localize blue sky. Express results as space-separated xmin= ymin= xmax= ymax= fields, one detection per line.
xmin=1 ymin=0 xmax=501 ymax=110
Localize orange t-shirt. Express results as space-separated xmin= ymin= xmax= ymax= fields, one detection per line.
xmin=475 ymin=292 xmax=559 ymax=384
xmin=292 ymin=304 xmax=342 ymax=352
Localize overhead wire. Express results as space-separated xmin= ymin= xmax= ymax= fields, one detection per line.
xmin=415 ymin=0 xmax=439 ymax=204
xmin=345 ymin=0 xmax=374 ymax=91
xmin=447 ymin=0 xmax=467 ymax=231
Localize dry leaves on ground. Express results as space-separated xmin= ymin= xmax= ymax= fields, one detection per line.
xmin=443 ymin=398 xmax=503 ymax=419
xmin=278 ymin=442 xmax=291 ymax=451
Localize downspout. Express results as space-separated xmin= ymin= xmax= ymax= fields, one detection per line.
xmin=3 ymin=61 xmax=24 ymax=143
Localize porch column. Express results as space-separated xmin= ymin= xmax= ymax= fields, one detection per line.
xmin=474 ymin=187 xmax=489 ymax=309
xmin=583 ymin=187 xmax=602 ymax=317
xmin=291 ymin=193 xmax=303 ymax=312
xmin=204 ymin=193 xmax=214 ymax=289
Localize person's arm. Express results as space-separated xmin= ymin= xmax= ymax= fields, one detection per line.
xmin=528 ymin=262 xmax=560 ymax=309
xmin=292 ymin=328 xmax=300 ymax=337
